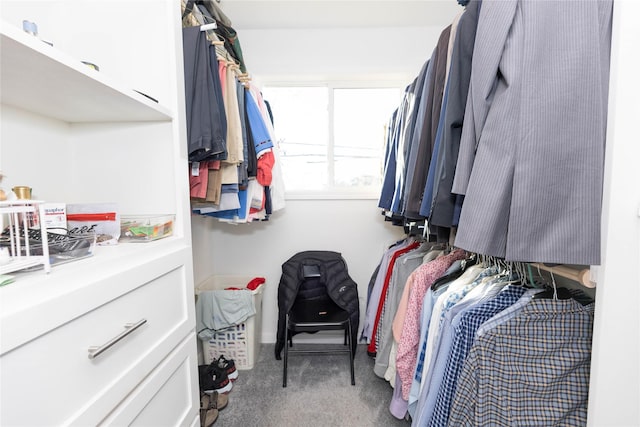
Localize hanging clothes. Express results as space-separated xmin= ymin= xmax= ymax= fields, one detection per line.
xmin=406 ymin=263 xmax=494 ymax=417
xmin=182 ymin=1 xmax=286 ymax=224
xmin=364 ymin=230 xmax=595 ymax=424
xmin=426 ymin=288 xmax=542 ymax=427
xmin=428 ymin=0 xmax=480 ymax=228
xmin=373 ymin=243 xmax=435 ymax=379
xmin=395 ymin=249 xmax=466 ymax=403
xmin=377 ymin=0 xmax=612 ymax=266
xmin=362 ymin=238 xmax=418 ymax=343
xmin=448 ymin=297 xmax=595 ymax=427
xmin=413 ymin=284 xmax=530 ymax=426
xmin=451 ymin=0 xmax=613 ymax=265
xmin=182 ymin=26 xmax=227 ymax=162
xmin=378 ymin=109 xmax=401 ymax=211
xmin=367 ymin=240 xmax=422 ymax=356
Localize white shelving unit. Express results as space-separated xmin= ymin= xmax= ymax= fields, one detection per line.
xmin=0 ymin=22 xmax=173 ymax=123
xmin=0 ymin=2 xmax=200 ymax=426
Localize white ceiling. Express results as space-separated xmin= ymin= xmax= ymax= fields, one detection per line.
xmin=218 ymin=0 xmax=463 ymax=30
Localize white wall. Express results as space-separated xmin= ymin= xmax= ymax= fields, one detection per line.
xmin=191 ymin=199 xmax=405 ymax=342
xmin=238 ymin=26 xmax=447 ymax=85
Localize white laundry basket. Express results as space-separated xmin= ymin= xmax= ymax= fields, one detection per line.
xmin=195 ymin=276 xmax=264 ymax=370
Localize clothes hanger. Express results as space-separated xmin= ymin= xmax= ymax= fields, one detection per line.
xmin=531 ymin=266 xmax=573 ymax=300
xmin=431 ymin=252 xmax=478 ymax=291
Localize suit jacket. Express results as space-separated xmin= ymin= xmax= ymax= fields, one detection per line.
xmin=403 ymin=25 xmax=452 ymax=220
xmin=429 ymin=0 xmax=480 ymax=228
xmin=452 ymin=0 xmax=613 ymax=265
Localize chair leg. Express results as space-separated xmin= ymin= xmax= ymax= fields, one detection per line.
xmin=343 ymin=328 xmax=347 ymax=346
xmin=347 ymin=320 xmax=355 ymax=386
xmin=283 ymin=319 xmax=289 ymax=388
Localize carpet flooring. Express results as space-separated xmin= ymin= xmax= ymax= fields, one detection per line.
xmin=210 ymin=343 xmax=410 ymax=427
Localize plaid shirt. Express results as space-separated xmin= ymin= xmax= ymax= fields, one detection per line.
xmin=475 ymin=289 xmax=541 ymax=338
xmin=448 ymin=298 xmax=595 ymax=427
xmin=427 ymin=285 xmax=527 ymax=427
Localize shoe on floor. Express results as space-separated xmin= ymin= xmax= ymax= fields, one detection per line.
xmin=215 ymin=355 xmax=238 ymax=381
xmin=199 ymin=364 xmax=233 ymax=394
xmin=200 ymin=394 xmax=219 ymax=427
xmin=209 ymin=391 xmax=228 ymax=411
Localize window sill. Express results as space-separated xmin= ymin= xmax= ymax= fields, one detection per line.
xmin=284 ymin=191 xmax=380 ymax=201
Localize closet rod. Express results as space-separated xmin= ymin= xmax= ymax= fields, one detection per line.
xmin=531 ymin=263 xmax=595 ymax=288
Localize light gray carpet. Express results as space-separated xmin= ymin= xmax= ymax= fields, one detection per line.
xmin=212 ymin=343 xmax=409 ymax=427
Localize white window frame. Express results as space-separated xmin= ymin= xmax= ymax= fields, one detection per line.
xmin=261 ymin=80 xmax=404 ymax=200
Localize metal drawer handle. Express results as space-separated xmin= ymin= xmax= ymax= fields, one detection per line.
xmin=88 ymin=319 xmax=147 ymax=360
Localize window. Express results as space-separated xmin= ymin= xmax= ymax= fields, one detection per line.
xmin=262 ymin=84 xmax=402 ymax=198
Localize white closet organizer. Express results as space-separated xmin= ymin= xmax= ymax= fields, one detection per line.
xmin=0 ymin=2 xmax=199 ymax=426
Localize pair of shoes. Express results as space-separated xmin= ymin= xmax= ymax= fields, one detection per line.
xmin=200 ymin=393 xmax=219 ymax=427
xmin=215 ymin=355 xmax=238 ymax=381
xmin=199 ymin=363 xmax=233 ymax=395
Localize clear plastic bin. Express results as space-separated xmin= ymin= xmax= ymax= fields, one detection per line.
xmin=119 ymin=214 xmax=174 ymax=242
xmin=195 ymin=276 xmax=264 ymax=370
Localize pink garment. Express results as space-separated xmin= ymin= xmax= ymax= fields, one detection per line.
xmin=392 ymin=271 xmax=416 ymax=342
xmin=189 ymin=161 xmax=211 ymax=199
xmin=189 ymin=161 xmax=222 ymax=199
xmin=396 ymin=249 xmax=466 ymax=401
xmin=249 ymin=85 xmax=268 ymax=119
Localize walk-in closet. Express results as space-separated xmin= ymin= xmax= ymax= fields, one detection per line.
xmin=0 ymin=1 xmax=637 ymax=426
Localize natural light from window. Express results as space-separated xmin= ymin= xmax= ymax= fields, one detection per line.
xmin=262 ymin=85 xmax=402 ymax=198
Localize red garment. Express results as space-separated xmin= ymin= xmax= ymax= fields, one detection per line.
xmin=189 ymin=161 xmax=211 ymax=199
xmin=256 ymin=150 xmax=275 ymax=186
xmin=249 ymin=189 xmax=265 ymax=214
xmin=367 ymin=241 xmax=421 ymax=355
xmin=225 ymin=277 xmax=265 ymax=291
xmin=189 ymin=161 xmax=222 ymax=199
xmin=246 ymin=277 xmax=265 ymax=290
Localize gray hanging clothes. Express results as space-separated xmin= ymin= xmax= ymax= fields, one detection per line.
xmin=452 ymin=0 xmax=613 ymax=265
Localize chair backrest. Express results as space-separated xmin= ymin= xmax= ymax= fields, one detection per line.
xmin=291 ymin=276 xmax=345 ymax=322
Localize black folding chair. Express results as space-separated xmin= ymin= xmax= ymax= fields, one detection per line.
xmin=282 ymin=264 xmax=355 ymax=387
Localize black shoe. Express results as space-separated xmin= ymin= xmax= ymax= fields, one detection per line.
xmin=215 ymin=355 xmax=238 ymax=381
xmin=198 ymin=364 xmax=233 ymax=394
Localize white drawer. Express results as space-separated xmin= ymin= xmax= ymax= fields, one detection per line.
xmin=101 ymin=333 xmax=200 ymax=427
xmin=0 ymin=266 xmax=193 ymax=426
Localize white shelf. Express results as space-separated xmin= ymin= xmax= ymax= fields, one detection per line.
xmin=0 ymin=21 xmax=173 ymax=123
xmin=0 ymin=256 xmax=47 ymax=275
